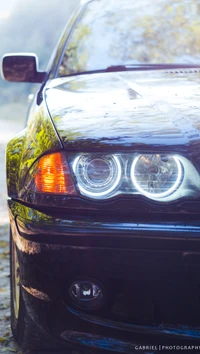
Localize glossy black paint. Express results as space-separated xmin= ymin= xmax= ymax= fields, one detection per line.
xmin=2 ymin=54 xmax=46 ymax=83
xmin=9 ymin=199 xmax=200 ymax=352
xmin=46 ymin=70 xmax=200 ymax=153
xmin=4 ymin=1 xmax=200 ymax=351
xmin=5 ymin=69 xmax=200 ymax=351
xmin=5 ymin=71 xmax=200 ymax=351
xmin=6 ymin=97 xmax=62 ymax=197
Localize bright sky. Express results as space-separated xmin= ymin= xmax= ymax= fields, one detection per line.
xmin=0 ymin=0 xmax=17 ymax=19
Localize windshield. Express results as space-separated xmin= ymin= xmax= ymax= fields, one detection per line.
xmin=58 ymin=0 xmax=200 ymax=76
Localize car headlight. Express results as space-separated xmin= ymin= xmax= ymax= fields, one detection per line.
xmin=131 ymin=154 xmax=182 ymax=199
xmin=72 ymin=154 xmax=122 ymax=198
xmin=22 ymin=152 xmax=193 ymax=206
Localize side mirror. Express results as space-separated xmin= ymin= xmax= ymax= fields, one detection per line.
xmin=1 ymin=53 xmax=46 ymax=83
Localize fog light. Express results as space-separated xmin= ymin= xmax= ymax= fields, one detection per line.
xmin=68 ymin=280 xmax=105 ymax=311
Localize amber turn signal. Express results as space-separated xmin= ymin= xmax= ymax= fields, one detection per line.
xmin=35 ymin=152 xmax=76 ymax=194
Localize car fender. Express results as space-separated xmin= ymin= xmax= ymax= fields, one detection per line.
xmin=6 ymin=99 xmax=62 ymax=198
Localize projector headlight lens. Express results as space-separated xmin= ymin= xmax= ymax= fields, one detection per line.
xmin=131 ymin=154 xmax=182 ymax=199
xmin=73 ymin=154 xmax=121 ymax=198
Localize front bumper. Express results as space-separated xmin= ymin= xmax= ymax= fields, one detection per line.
xmin=9 ymin=199 xmax=200 ymax=352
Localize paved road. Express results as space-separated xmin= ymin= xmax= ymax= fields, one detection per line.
xmin=0 ymin=120 xmax=24 ymax=354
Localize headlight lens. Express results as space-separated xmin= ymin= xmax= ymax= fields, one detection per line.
xmin=23 ymin=152 xmax=190 ymax=206
xmin=72 ymin=154 xmax=122 ymax=198
xmin=131 ymin=154 xmax=182 ymax=199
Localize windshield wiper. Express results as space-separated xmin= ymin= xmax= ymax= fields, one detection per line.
xmin=105 ymin=64 xmax=200 ymax=72
xmin=65 ymin=63 xmax=200 ymax=78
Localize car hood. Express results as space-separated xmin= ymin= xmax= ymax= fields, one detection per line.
xmin=45 ymin=70 xmax=200 ymax=153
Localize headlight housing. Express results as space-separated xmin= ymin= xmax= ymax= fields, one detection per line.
xmin=130 ymin=154 xmax=182 ymax=199
xmin=71 ymin=153 xmax=185 ymax=201
xmin=72 ymin=154 xmax=121 ymax=198
xmin=22 ymin=151 xmax=200 ymax=205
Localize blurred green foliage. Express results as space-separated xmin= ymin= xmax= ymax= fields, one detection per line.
xmin=59 ymin=0 xmax=200 ymax=76
xmin=1 ymin=0 xmax=200 ymax=124
xmin=0 ymin=0 xmax=79 ymax=122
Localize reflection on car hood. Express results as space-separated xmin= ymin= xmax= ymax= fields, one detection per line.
xmin=45 ymin=70 xmax=200 ymax=151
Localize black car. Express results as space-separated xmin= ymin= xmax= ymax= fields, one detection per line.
xmin=2 ymin=0 xmax=200 ymax=352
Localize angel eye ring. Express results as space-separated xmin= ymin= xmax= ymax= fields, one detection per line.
xmin=72 ymin=154 xmax=122 ymax=198
xmin=131 ymin=154 xmax=182 ymax=199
